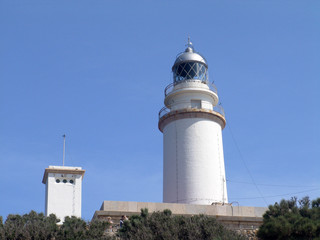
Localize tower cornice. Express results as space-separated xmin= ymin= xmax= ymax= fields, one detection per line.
xmin=158 ymin=108 xmax=226 ymax=132
xmin=42 ymin=167 xmax=85 ymax=184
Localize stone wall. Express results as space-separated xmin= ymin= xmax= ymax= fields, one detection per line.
xmin=237 ymin=229 xmax=259 ymax=240
xmin=93 ymin=200 xmax=267 ymax=239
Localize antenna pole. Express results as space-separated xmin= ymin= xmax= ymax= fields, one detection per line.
xmin=62 ymin=134 xmax=66 ymax=166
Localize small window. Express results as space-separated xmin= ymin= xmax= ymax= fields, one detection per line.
xmin=70 ymin=180 xmax=74 ymax=184
xmin=63 ymin=179 xmax=67 ymax=183
xmin=56 ymin=179 xmax=60 ymax=183
xmin=191 ymin=100 xmax=201 ymax=109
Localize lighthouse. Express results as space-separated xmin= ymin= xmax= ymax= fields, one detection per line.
xmin=158 ymin=40 xmax=228 ymax=205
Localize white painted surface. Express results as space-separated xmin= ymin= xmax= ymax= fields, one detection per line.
xmin=44 ymin=166 xmax=83 ymax=222
xmin=162 ymin=80 xmax=227 ymax=205
xmin=165 ymin=81 xmax=218 ymax=111
xmin=163 ymin=118 xmax=228 ymax=204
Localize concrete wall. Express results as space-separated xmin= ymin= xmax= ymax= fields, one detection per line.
xmin=44 ymin=166 xmax=84 ymax=222
xmin=93 ymin=201 xmax=267 ymax=231
xmin=166 ymin=91 xmax=215 ymax=111
xmin=165 ymin=81 xmax=218 ymax=110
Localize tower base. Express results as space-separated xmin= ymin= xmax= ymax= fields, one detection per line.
xmin=92 ymin=200 xmax=267 ymax=232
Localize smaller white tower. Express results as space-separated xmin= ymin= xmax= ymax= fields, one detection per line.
xmin=42 ymin=166 xmax=85 ymax=222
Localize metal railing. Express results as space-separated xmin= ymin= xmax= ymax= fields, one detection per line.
xmin=164 ymin=80 xmax=218 ymax=97
xmin=213 ymin=104 xmax=225 ymax=117
xmin=158 ymin=104 xmax=225 ymax=120
xmin=159 ymin=107 xmax=170 ymax=119
xmin=164 ymin=83 xmax=174 ymax=96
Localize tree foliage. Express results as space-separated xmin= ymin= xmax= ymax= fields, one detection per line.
xmin=0 ymin=211 xmax=111 ymax=240
xmin=0 ymin=216 xmax=5 ymax=240
xmin=3 ymin=211 xmax=59 ymax=240
xmin=118 ymin=208 xmax=246 ymax=240
xmin=257 ymin=196 xmax=320 ymax=240
xmin=87 ymin=219 xmax=113 ymax=240
xmin=58 ymin=216 xmax=87 ymax=240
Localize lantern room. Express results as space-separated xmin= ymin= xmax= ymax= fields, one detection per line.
xmin=172 ymin=40 xmax=208 ymax=84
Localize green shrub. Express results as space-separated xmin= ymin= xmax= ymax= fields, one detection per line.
xmin=1 ymin=211 xmax=110 ymax=240
xmin=118 ymin=208 xmax=246 ymax=240
xmin=258 ymin=196 xmax=320 ymax=240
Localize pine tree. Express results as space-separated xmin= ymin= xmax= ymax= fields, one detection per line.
xmin=257 ymin=196 xmax=320 ymax=240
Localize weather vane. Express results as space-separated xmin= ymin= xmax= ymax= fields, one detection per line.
xmin=186 ymin=36 xmax=193 ymax=48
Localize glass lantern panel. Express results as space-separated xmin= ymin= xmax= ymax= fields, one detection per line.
xmin=173 ymin=62 xmax=208 ymax=84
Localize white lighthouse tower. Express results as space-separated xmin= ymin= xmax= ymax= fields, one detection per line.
xmin=159 ymin=40 xmax=228 ymax=205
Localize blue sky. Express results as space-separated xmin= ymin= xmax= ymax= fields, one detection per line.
xmin=0 ymin=0 xmax=319 ymax=221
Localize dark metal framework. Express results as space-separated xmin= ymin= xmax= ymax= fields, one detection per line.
xmin=173 ymin=61 xmax=208 ymax=84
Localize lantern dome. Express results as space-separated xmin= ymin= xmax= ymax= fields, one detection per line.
xmin=172 ymin=40 xmax=208 ymax=84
